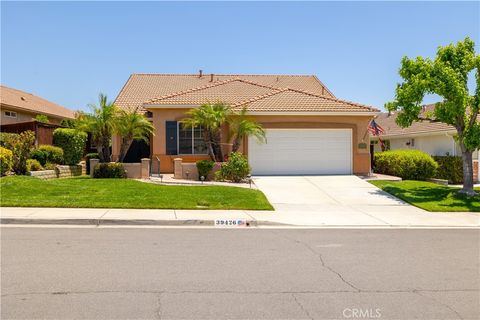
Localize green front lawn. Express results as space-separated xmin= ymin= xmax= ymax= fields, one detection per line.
xmin=370 ymin=180 xmax=480 ymax=212
xmin=0 ymin=176 xmax=273 ymax=210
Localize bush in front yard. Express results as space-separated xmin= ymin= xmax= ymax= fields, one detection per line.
xmin=215 ymin=152 xmax=251 ymax=183
xmin=31 ymin=145 xmax=64 ymax=166
xmin=5 ymin=131 xmax=36 ymax=174
xmin=196 ymin=160 xmax=215 ymax=180
xmin=0 ymin=146 xmax=13 ymax=176
xmin=93 ymin=162 xmax=126 ymax=178
xmin=53 ymin=128 xmax=87 ymax=165
xmin=433 ymin=155 xmax=463 ymax=184
xmin=374 ymin=150 xmax=438 ymax=180
xmin=26 ymin=159 xmax=43 ymax=172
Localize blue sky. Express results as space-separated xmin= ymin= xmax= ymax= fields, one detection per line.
xmin=1 ymin=1 xmax=478 ymax=112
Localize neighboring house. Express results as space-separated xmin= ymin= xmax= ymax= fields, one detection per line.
xmin=0 ymin=85 xmax=75 ymax=146
xmin=113 ymin=73 xmax=379 ymax=175
xmin=0 ymin=85 xmax=75 ymax=125
xmin=371 ymin=104 xmax=479 ymax=181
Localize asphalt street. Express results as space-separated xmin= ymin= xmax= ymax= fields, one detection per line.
xmin=1 ymin=227 xmax=479 ymax=319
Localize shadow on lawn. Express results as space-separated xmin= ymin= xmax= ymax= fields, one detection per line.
xmin=382 ymin=185 xmax=480 ymax=211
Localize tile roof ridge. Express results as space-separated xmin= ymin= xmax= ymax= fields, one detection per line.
xmin=145 ymin=78 xmax=238 ymax=104
xmin=284 ymin=87 xmax=379 ymax=112
xmin=144 ymin=78 xmax=284 ymax=104
xmin=131 ymin=73 xmax=317 ymax=77
xmin=232 ymin=88 xmax=288 ymax=107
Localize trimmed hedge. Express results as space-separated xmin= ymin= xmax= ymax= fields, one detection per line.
xmin=53 ymin=129 xmax=87 ymax=165
xmin=26 ymin=159 xmax=43 ymax=171
xmin=93 ymin=163 xmax=126 ymax=178
xmin=0 ymin=146 xmax=13 ymax=176
xmin=433 ymin=155 xmax=463 ymax=184
xmin=374 ymin=150 xmax=438 ymax=180
xmin=215 ymin=152 xmax=251 ymax=183
xmin=196 ymin=160 xmax=214 ymax=181
xmin=31 ymin=145 xmax=64 ymax=166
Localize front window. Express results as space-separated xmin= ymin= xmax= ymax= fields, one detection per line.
xmin=178 ymin=124 xmax=207 ymax=154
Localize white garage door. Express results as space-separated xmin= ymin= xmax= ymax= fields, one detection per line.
xmin=248 ymin=129 xmax=352 ymax=175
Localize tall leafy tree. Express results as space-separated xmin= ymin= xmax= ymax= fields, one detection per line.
xmin=76 ymin=94 xmax=118 ymax=163
xmin=386 ymin=37 xmax=480 ymax=195
xmin=228 ymin=107 xmax=266 ymax=152
xmin=115 ymin=108 xmax=155 ymax=162
xmin=182 ymin=102 xmax=232 ymax=161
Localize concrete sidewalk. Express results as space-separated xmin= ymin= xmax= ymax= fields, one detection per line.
xmin=1 ymin=206 xmax=478 ymax=228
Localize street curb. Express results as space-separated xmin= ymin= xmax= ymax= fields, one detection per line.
xmin=0 ymin=218 xmax=287 ymax=227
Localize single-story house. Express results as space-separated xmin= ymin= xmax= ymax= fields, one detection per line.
xmin=371 ymin=104 xmax=479 ymax=181
xmin=113 ymin=73 xmax=379 ymax=175
xmin=1 ymin=85 xmax=75 ymax=125
xmin=1 ymin=85 xmax=76 ymax=146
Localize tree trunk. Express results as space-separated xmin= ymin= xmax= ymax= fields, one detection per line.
xmin=460 ymin=149 xmax=476 ymax=196
xmin=213 ymin=130 xmax=223 ymax=162
xmin=102 ymin=135 xmax=111 ymax=163
xmin=204 ymin=130 xmax=216 ymax=161
xmin=231 ymin=136 xmax=241 ymax=153
xmin=118 ymin=138 xmax=133 ymax=163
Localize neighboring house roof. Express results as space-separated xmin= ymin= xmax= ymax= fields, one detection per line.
xmin=374 ymin=104 xmax=480 ymax=138
xmin=0 ymin=85 xmax=75 ymax=119
xmin=117 ymin=73 xmax=378 ymax=114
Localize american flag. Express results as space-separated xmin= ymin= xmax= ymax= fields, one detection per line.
xmin=368 ymin=119 xmax=385 ymax=136
xmin=368 ymin=119 xmax=386 ymax=151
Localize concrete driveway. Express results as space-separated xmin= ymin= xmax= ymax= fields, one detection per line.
xmin=251 ymin=175 xmax=479 ymax=227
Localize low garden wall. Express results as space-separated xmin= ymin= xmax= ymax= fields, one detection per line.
xmin=28 ymin=164 xmax=84 ymax=180
xmin=173 ymin=158 xmax=221 ymax=180
xmin=89 ymin=159 xmax=150 ymax=179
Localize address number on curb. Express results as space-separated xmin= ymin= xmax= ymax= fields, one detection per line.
xmin=214 ymin=219 xmax=249 ymax=227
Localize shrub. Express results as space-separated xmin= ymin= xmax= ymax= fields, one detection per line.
xmin=433 ymin=155 xmax=463 ymax=184
xmin=26 ymin=159 xmax=43 ymax=172
xmin=0 ymin=146 xmax=13 ymax=176
xmin=216 ymin=152 xmax=250 ymax=183
xmin=0 ymin=132 xmax=18 ymax=149
xmin=53 ymin=128 xmax=87 ymax=165
xmin=34 ymin=114 xmax=49 ymax=123
xmin=2 ymin=131 xmax=36 ymax=174
xmin=44 ymin=162 xmax=57 ymax=170
xmin=93 ymin=162 xmax=126 ymax=178
xmin=31 ymin=145 xmax=64 ymax=166
xmin=196 ymin=160 xmax=215 ymax=180
xmin=85 ymin=153 xmax=99 ymax=173
xmin=374 ymin=150 xmax=438 ymax=180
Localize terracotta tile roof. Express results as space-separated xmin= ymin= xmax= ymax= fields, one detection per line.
xmin=144 ymin=77 xmax=377 ymax=113
xmin=232 ymin=88 xmax=378 ymax=113
xmin=145 ymin=78 xmax=277 ymax=105
xmin=374 ymin=104 xmax=470 ymax=137
xmin=115 ymin=73 xmax=335 ymax=111
xmin=1 ymin=85 xmax=75 ymax=119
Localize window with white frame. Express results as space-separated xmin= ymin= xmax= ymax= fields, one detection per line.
xmin=4 ymin=111 xmax=17 ymax=118
xmin=178 ymin=123 xmax=207 ymax=155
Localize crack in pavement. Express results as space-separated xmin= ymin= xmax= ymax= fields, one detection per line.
xmin=292 ymin=293 xmax=313 ymax=320
xmin=2 ymin=289 xmax=478 ymax=298
xmin=155 ymin=292 xmax=162 ymax=320
xmin=273 ymin=231 xmax=361 ymax=292
xmin=414 ymin=290 xmax=464 ymax=320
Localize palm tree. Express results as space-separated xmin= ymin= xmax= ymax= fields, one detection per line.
xmin=228 ymin=107 xmax=266 ymax=153
xmin=115 ymin=109 xmax=155 ymax=162
xmin=76 ymin=94 xmax=118 ymax=162
xmin=181 ymin=102 xmax=232 ymax=161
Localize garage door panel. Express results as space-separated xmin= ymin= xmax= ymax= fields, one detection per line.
xmin=248 ymin=129 xmax=352 ymax=175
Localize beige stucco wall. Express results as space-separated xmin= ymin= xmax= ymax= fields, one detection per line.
xmin=111 ymin=109 xmax=375 ymax=175
xmin=1 ymin=105 xmax=63 ymax=125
